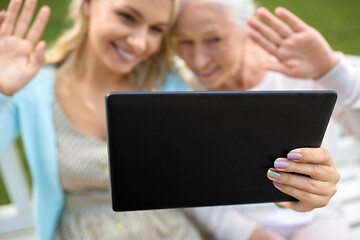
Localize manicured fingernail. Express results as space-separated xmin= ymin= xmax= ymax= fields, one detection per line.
xmin=267 ymin=168 xmax=281 ymax=179
xmin=273 ymin=182 xmax=284 ymax=188
xmin=274 ymin=159 xmax=289 ymax=169
xmin=287 ymin=152 xmax=302 ymax=160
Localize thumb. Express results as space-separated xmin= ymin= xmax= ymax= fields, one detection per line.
xmin=0 ymin=10 xmax=6 ymax=26
xmin=263 ymin=61 xmax=291 ymax=76
xmin=275 ymin=201 xmax=292 ymax=208
xmin=30 ymin=40 xmax=46 ymax=71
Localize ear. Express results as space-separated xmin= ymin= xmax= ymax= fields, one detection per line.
xmin=82 ymin=0 xmax=91 ymax=16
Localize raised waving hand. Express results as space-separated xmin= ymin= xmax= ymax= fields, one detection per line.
xmin=247 ymin=7 xmax=339 ymax=79
xmin=0 ymin=0 xmax=50 ymax=96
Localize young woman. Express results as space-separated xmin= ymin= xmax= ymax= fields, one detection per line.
xmin=169 ymin=0 xmax=360 ymax=239
xmin=0 ymin=0 xmax=201 ymax=239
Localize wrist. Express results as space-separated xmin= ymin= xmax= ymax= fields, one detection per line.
xmin=0 ymin=87 xmax=16 ymax=97
xmin=315 ymin=51 xmax=340 ymax=79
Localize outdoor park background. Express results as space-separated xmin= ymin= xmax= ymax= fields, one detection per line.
xmin=0 ymin=0 xmax=360 ymax=205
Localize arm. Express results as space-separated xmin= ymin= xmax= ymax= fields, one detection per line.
xmin=246 ymin=8 xmax=355 ymax=212
xmin=0 ymin=93 xmax=20 ymax=156
xmin=0 ymin=0 xmax=50 ymax=154
xmin=316 ymin=55 xmax=360 ymax=139
xmin=247 ymin=7 xmax=360 ymax=139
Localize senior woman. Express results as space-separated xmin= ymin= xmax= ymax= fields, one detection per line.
xmin=168 ymin=0 xmax=360 ymax=239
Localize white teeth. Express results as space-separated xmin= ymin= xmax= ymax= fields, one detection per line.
xmin=114 ymin=45 xmax=137 ymax=61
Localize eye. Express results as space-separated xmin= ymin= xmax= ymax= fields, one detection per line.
xmin=118 ymin=12 xmax=135 ymax=22
xmin=150 ymin=26 xmax=165 ymax=34
xmin=206 ymin=37 xmax=220 ymax=43
xmin=178 ymin=40 xmax=193 ymax=45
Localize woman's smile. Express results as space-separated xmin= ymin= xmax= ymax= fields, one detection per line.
xmin=196 ymin=66 xmax=219 ymax=78
xmin=111 ymin=42 xmax=140 ymax=62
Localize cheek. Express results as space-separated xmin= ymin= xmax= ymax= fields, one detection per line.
xmin=177 ymin=46 xmax=192 ymax=61
xmin=88 ymin=19 xmax=112 ymax=47
xmin=217 ymin=46 xmax=239 ymax=70
xmin=146 ymin=36 xmax=164 ymax=55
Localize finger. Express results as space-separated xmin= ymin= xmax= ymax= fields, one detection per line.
xmin=275 ymin=201 xmax=291 ymax=208
xmin=275 ymin=201 xmax=309 ymax=212
xmin=0 ymin=10 xmax=6 ymax=30
xmin=273 ymin=158 xmax=339 ymax=182
xmin=25 ymin=5 xmax=50 ymax=46
xmin=288 ymin=148 xmax=334 ymax=166
xmin=247 ymin=16 xmax=283 ymax=47
xmin=29 ymin=40 xmax=46 ymax=70
xmin=247 ymin=28 xmax=277 ymax=56
xmin=272 ymin=182 xmax=330 ymax=211
xmin=267 ymin=168 xmax=335 ymax=195
xmin=14 ymin=0 xmax=38 ymax=38
xmin=1 ymin=0 xmax=23 ymax=36
xmin=256 ymin=7 xmax=293 ymax=38
xmin=275 ymin=7 xmax=308 ymax=32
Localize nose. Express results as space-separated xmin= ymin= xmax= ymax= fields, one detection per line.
xmin=193 ymin=45 xmax=209 ymax=70
xmin=126 ymin=27 xmax=147 ymax=55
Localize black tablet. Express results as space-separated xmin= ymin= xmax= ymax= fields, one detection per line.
xmin=105 ymin=91 xmax=337 ymax=211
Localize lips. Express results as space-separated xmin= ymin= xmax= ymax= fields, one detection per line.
xmin=197 ymin=66 xmax=219 ymax=77
xmin=111 ymin=43 xmax=139 ymax=62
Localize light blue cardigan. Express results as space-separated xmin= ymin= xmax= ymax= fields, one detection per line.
xmin=0 ymin=66 xmax=189 ymax=240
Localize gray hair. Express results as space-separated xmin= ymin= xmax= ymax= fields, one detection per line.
xmin=181 ymin=0 xmax=256 ymax=28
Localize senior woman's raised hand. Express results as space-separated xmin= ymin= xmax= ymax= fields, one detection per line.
xmin=267 ymin=147 xmax=340 ymax=212
xmin=247 ymin=7 xmax=340 ymax=80
xmin=0 ymin=0 xmax=50 ymax=97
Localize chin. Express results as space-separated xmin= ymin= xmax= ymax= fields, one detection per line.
xmin=107 ymin=61 xmax=137 ymax=75
xmin=200 ymin=78 xmax=222 ymax=91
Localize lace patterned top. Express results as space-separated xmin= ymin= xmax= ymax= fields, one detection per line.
xmin=53 ymin=98 xmax=203 ymax=240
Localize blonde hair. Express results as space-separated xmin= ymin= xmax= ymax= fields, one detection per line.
xmin=46 ymin=0 xmax=181 ymax=91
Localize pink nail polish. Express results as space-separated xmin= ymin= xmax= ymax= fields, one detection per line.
xmin=273 ymin=182 xmax=284 ymax=188
xmin=274 ymin=160 xmax=289 ymax=169
xmin=287 ymin=152 xmax=302 ymax=160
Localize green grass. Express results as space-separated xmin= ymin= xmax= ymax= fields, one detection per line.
xmin=0 ymin=0 xmax=70 ymax=45
xmin=258 ymin=0 xmax=360 ymax=55
xmin=0 ymin=0 xmax=360 ymax=205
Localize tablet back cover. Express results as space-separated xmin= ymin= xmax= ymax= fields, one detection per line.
xmin=106 ymin=91 xmax=336 ymax=211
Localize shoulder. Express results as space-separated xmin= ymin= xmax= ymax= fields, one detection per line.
xmin=159 ymin=71 xmax=190 ymax=91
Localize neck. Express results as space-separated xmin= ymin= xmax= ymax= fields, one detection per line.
xmin=56 ymin=41 xmax=133 ymax=112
